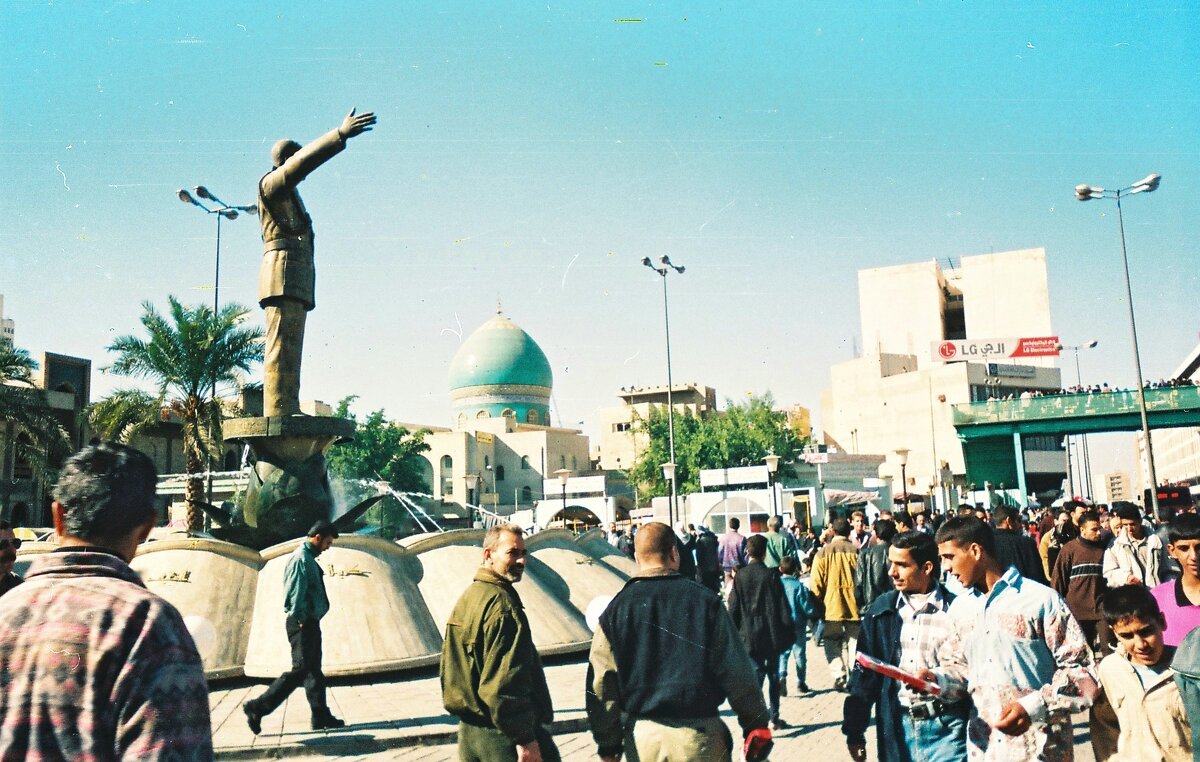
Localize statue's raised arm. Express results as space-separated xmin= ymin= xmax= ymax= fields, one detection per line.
xmin=257 ymin=108 xmax=377 ymax=417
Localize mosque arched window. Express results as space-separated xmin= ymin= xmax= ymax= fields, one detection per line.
xmin=501 ymin=408 xmax=515 ymax=420
xmin=572 ymin=455 xmax=578 ymax=470
xmin=520 ymin=455 xmax=530 ymax=470
xmin=526 ymin=409 xmax=540 ymax=424
xmin=495 ymin=465 xmax=505 ymax=482
xmin=476 ymin=410 xmax=488 ymax=419
xmin=439 ymin=455 xmax=453 ymax=496
xmin=457 ymin=412 xmax=467 ymax=428
xmin=521 ymin=486 xmax=533 ymax=502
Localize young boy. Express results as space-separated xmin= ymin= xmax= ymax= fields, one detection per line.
xmin=1151 ymin=513 xmax=1200 ymax=646
xmin=778 ymin=555 xmax=818 ymax=695
xmin=1091 ymin=585 xmax=1192 ymax=761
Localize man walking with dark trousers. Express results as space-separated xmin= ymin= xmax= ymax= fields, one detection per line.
xmin=728 ymin=533 xmax=795 ymax=730
xmin=245 ymin=520 xmax=344 ymax=733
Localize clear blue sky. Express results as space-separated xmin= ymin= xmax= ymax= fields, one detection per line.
xmin=2 ymin=2 xmax=1196 ymax=483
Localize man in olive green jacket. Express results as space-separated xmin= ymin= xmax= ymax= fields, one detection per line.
xmin=811 ymin=518 xmax=860 ymax=690
xmin=441 ymin=524 xmax=557 ymax=762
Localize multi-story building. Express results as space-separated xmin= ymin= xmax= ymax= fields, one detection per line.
xmin=594 ymin=383 xmax=717 ymax=471
xmin=0 ymin=295 xmax=14 ymax=347
xmin=822 ymin=249 xmax=1066 ymax=508
xmin=1105 ymin=471 xmax=1132 ymax=504
xmin=1133 ymin=342 xmax=1200 ymax=494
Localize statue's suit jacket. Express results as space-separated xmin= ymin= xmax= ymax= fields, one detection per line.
xmin=257 ymin=128 xmax=346 ymax=311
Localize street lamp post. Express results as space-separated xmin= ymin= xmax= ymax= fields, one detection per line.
xmin=555 ymin=468 xmax=571 ymax=528
xmin=764 ymin=454 xmax=781 ymax=518
xmin=178 ymin=187 xmax=257 ymax=508
xmin=1075 ymin=174 xmax=1162 ymax=516
xmin=895 ymin=448 xmax=910 ymax=509
xmin=643 ymin=255 xmax=685 ymax=528
xmin=1058 ymin=340 xmax=1099 ymax=501
xmin=660 ymin=462 xmax=677 ymax=525
xmin=464 ymin=473 xmax=480 ymax=509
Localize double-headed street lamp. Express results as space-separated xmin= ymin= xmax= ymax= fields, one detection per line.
xmin=1058 ymin=339 xmax=1099 ymax=501
xmin=177 ymin=187 xmax=257 ymax=314
xmin=177 ymin=186 xmax=256 ymax=507
xmin=1075 ymin=173 xmax=1161 ymax=516
xmin=643 ymin=255 xmax=686 ymax=527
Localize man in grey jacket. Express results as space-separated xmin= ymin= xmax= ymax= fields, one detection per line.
xmin=854 ymin=519 xmax=896 ymax=611
xmin=1104 ymin=502 xmax=1172 ymax=588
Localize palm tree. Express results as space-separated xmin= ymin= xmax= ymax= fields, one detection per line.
xmin=0 ymin=343 xmax=71 ymax=498
xmin=104 ymin=297 xmax=264 ymax=530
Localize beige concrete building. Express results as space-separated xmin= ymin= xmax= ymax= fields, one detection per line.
xmin=594 ymin=383 xmax=716 ymax=471
xmin=822 ymin=249 xmax=1066 ymax=507
xmin=787 ymin=405 xmax=812 ymax=441
xmin=0 ymin=295 xmax=14 ymax=347
xmin=1105 ymin=471 xmax=1132 ymax=503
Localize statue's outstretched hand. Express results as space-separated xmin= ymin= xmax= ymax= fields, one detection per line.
xmin=339 ymin=108 xmax=377 ymax=140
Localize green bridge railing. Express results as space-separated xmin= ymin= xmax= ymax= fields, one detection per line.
xmin=952 ymin=385 xmax=1200 ymax=427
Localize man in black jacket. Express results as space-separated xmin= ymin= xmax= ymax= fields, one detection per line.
xmin=729 ymin=533 xmax=795 ymax=730
xmin=843 ymin=531 xmax=969 ymax=762
xmin=992 ymin=504 xmax=1048 ymax=585
xmin=854 ymin=519 xmax=897 ymax=611
xmin=694 ymin=525 xmax=722 ymax=592
xmin=586 ymin=522 xmax=769 ymax=761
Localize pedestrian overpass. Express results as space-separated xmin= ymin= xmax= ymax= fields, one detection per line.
xmin=952 ymin=385 xmax=1200 ymax=500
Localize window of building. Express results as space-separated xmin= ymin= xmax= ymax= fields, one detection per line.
xmin=521 ymin=485 xmax=533 ymax=502
xmin=501 ymin=408 xmax=515 ymax=420
xmin=476 ymin=409 xmax=488 ymax=419
xmin=526 ymin=409 xmax=540 ymax=424
xmin=484 ymin=456 xmax=490 ymax=468
xmin=495 ymin=465 xmax=505 ymax=481
xmin=520 ymin=455 xmax=530 ymax=470
xmin=457 ymin=412 xmax=467 ymax=428
xmin=571 ymin=455 xmax=578 ymax=470
xmin=613 ymin=421 xmax=632 ymax=432
xmin=560 ymin=454 xmax=566 ymax=469
xmin=440 ymin=455 xmax=453 ymax=496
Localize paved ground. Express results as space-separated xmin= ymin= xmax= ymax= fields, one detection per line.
xmin=212 ymin=637 xmax=1097 ymax=760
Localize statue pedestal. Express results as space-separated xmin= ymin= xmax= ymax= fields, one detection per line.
xmin=225 ymin=415 xmax=355 ymax=541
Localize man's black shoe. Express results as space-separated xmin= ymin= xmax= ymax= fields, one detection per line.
xmin=243 ymin=702 xmax=263 ymax=735
xmin=311 ymin=714 xmax=346 ymax=731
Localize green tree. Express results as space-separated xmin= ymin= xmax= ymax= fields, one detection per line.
xmin=104 ymin=297 xmax=264 ymax=530
xmin=0 ymin=343 xmax=71 ymax=491
xmin=628 ymin=392 xmax=806 ymax=498
xmin=326 ymin=396 xmax=431 ymax=537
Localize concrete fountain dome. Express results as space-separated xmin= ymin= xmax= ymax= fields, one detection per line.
xmin=448 ymin=312 xmax=553 ymax=425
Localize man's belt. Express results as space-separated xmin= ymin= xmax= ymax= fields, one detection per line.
xmin=901 ymin=699 xmax=946 ymax=720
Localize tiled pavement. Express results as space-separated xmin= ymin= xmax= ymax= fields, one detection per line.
xmin=212 ymin=637 xmax=1097 ymax=760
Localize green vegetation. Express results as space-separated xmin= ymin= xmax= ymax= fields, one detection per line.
xmin=628 ymin=392 xmax=806 ymax=498
xmin=0 ymin=343 xmax=70 ymax=492
xmin=99 ymin=297 xmax=263 ymax=530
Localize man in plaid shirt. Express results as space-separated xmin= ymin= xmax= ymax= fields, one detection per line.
xmin=0 ymin=442 xmax=212 ymax=761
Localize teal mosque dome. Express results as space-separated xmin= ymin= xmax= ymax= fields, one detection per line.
xmin=449 ymin=314 xmax=553 ymax=426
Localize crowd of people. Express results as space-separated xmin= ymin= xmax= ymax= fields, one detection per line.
xmin=983 ymin=376 xmax=1196 ymax=402
xmin=4 ymin=440 xmax=1200 ymax=760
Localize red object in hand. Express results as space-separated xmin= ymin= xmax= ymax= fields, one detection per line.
xmin=743 ymin=727 xmax=774 ymax=761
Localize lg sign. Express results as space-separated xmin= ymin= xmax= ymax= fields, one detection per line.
xmin=937 ymin=342 xmax=958 ymax=360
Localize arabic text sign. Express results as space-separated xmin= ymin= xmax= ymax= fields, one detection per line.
xmin=932 ymin=337 xmax=1059 ymax=362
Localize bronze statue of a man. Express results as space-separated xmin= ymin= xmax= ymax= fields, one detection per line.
xmin=257 ymin=108 xmax=376 ymax=417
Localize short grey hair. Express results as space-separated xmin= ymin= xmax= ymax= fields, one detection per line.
xmin=54 ymin=442 xmax=158 ymax=541
xmin=483 ymin=523 xmax=524 ymax=552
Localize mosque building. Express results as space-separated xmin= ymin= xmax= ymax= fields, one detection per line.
xmin=416 ymin=311 xmax=594 ymax=520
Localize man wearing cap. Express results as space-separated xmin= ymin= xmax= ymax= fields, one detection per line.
xmin=257 ymin=108 xmax=376 ymax=417
xmin=244 ymin=520 xmax=344 ymax=733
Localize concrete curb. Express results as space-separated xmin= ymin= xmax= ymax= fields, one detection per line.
xmin=214 ymin=717 xmax=592 ymax=760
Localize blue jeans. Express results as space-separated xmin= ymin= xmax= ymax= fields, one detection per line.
xmin=777 ymin=628 xmax=807 ymax=685
xmin=900 ymin=709 xmax=968 ymax=762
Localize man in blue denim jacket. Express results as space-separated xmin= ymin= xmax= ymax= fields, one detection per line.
xmin=778 ymin=555 xmax=818 ymax=695
xmin=245 ymin=520 xmax=345 ymax=733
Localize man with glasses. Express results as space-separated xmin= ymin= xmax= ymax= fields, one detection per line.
xmin=0 ymin=520 xmax=23 ymax=597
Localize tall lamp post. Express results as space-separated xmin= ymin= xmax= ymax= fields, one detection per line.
xmin=178 ymin=187 xmax=257 ymax=507
xmin=555 ymin=468 xmax=571 ymax=529
xmin=1058 ymin=339 xmax=1099 ymax=500
xmin=764 ymin=454 xmax=781 ymax=518
xmin=660 ymin=462 xmax=677 ymax=526
xmin=895 ymin=448 xmax=910 ymax=510
xmin=643 ymin=255 xmax=685 ymax=527
xmin=1075 ymin=173 xmax=1162 ymax=516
